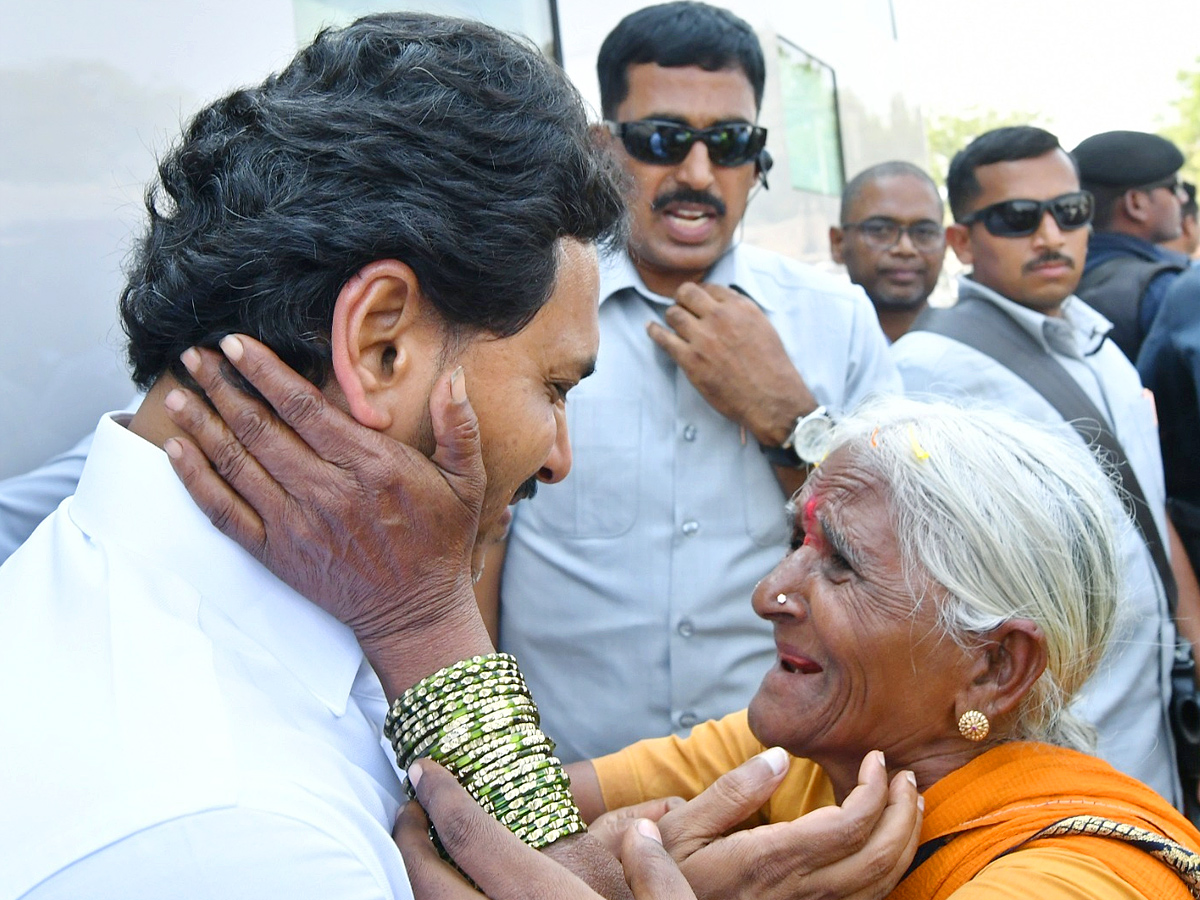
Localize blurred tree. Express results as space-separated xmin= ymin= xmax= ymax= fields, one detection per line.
xmin=1159 ymin=56 xmax=1200 ymax=184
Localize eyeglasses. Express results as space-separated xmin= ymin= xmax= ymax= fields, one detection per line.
xmin=1135 ymin=176 xmax=1187 ymax=202
xmin=958 ymin=191 xmax=1094 ymax=237
xmin=841 ymin=218 xmax=945 ymax=251
xmin=604 ymin=119 xmax=767 ymax=167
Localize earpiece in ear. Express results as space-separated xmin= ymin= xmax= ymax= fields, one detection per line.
xmin=755 ymin=148 xmax=774 ymax=190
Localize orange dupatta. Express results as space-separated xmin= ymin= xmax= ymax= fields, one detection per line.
xmin=890 ymin=742 xmax=1200 ymax=900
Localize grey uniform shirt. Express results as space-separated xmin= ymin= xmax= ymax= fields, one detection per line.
xmin=499 ymin=243 xmax=901 ymax=762
xmin=892 ymin=276 xmax=1180 ymax=806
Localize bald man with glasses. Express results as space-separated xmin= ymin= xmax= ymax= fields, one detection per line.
xmin=830 ymin=161 xmax=947 ymax=343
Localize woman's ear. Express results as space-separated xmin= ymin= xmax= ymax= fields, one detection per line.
xmin=958 ymin=619 xmax=1048 ymax=724
xmin=330 ymin=259 xmax=430 ymax=430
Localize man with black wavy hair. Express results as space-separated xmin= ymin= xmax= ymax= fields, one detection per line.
xmin=0 ymin=13 xmax=631 ymax=899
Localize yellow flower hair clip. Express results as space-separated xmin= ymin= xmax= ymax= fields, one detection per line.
xmin=907 ymin=424 xmax=930 ymax=461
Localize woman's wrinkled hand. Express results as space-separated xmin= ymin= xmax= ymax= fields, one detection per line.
xmin=163 ymin=334 xmax=493 ymax=693
xmin=397 ymin=759 xmax=697 ymax=900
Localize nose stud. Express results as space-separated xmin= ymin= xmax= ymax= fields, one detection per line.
xmin=775 ymin=593 xmax=788 ymax=605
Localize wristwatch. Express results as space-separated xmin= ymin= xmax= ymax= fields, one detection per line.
xmin=760 ymin=406 xmax=835 ymax=468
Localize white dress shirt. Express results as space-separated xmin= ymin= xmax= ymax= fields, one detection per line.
xmin=0 ymin=413 xmax=412 ymax=899
xmin=500 ymin=244 xmax=901 ymax=762
xmin=0 ymin=395 xmax=143 ymax=564
xmin=892 ymin=277 xmax=1180 ymax=806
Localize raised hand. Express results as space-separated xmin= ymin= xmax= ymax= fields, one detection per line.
xmin=654 ymin=750 xmax=923 ymax=900
xmin=647 ymin=283 xmax=817 ymax=446
xmin=397 ymin=759 xmax=697 ymax=900
xmin=162 ymin=334 xmax=493 ymax=695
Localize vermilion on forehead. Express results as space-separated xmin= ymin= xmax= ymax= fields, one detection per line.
xmin=803 ymin=494 xmax=820 ymax=531
xmin=801 ymin=494 xmax=828 ymax=550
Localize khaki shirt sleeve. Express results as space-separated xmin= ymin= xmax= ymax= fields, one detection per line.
xmin=591 ymin=708 xmax=834 ymax=828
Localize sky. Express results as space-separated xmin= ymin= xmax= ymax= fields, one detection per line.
xmin=891 ymin=0 xmax=1200 ymax=148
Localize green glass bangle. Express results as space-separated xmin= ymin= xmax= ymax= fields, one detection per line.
xmin=388 ymin=652 xmax=586 ymax=850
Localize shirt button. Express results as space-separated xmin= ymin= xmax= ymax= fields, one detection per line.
xmin=677 ymin=619 xmax=694 ymax=638
xmin=679 ymin=712 xmax=698 ymax=729
xmin=681 ymin=520 xmax=700 ymax=536
xmin=683 ymin=424 xmax=697 ymax=442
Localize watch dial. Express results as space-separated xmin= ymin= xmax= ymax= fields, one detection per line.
xmin=795 ymin=415 xmax=835 ymax=463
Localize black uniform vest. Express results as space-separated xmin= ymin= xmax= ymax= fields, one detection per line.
xmin=1075 ymin=255 xmax=1185 ymax=362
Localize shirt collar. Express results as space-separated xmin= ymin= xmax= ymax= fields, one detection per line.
xmin=957 ymin=275 xmax=1111 ymax=358
xmin=599 ymin=243 xmax=774 ymax=312
xmin=68 ymin=413 xmax=367 ymax=716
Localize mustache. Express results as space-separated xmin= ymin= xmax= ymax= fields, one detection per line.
xmin=1022 ymin=252 xmax=1075 ymax=274
xmin=513 ymin=475 xmax=539 ymax=503
xmin=651 ymin=188 xmax=726 ymax=218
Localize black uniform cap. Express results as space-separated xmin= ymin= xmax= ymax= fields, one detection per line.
xmin=1072 ymin=130 xmax=1184 ymax=187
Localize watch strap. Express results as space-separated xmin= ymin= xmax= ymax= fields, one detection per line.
xmin=760 ymin=440 xmax=803 ymax=468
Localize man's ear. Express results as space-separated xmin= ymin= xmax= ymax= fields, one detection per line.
xmin=945 ymin=222 xmax=974 ymax=266
xmin=829 ymin=225 xmax=846 ymax=264
xmin=1120 ymin=189 xmax=1151 ymax=225
xmin=956 ymin=618 xmax=1048 ymax=729
xmin=330 ymin=259 xmax=433 ymax=430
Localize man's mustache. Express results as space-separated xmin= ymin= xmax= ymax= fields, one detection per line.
xmin=651 ymin=188 xmax=726 ymax=218
xmin=513 ymin=475 xmax=539 ymax=503
xmin=1023 ymin=252 xmax=1075 ymax=274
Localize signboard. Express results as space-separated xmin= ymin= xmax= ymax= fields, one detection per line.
xmin=777 ymin=37 xmax=845 ymax=196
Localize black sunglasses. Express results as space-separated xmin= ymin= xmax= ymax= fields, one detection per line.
xmin=605 ymin=119 xmax=767 ymax=167
xmin=958 ymin=191 xmax=1094 ymax=237
xmin=1135 ymin=176 xmax=1187 ymax=201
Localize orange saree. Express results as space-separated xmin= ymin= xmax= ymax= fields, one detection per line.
xmin=891 ymin=742 xmax=1200 ymax=899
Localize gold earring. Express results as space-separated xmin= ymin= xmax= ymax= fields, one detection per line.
xmin=958 ymin=710 xmax=990 ymax=742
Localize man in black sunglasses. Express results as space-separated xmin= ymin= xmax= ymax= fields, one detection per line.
xmin=1160 ymin=181 xmax=1198 ymax=262
xmin=890 ymin=125 xmax=1200 ymax=814
xmin=485 ymin=1 xmax=901 ymax=766
xmin=830 ymin=161 xmax=946 ymax=343
xmin=1073 ymin=130 xmax=1189 ymax=362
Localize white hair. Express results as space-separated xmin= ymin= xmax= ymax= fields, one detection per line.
xmin=825 ymin=396 xmax=1123 ymax=752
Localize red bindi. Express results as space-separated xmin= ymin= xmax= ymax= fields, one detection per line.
xmin=802 ymin=495 xmax=818 ymax=529
xmin=802 ymin=495 xmax=826 ymax=550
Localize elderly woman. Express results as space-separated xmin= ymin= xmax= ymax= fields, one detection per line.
xmin=567 ymin=397 xmax=1200 ymax=900
xmin=163 ymin=341 xmax=1198 ymax=899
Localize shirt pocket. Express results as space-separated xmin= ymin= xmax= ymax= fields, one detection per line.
xmin=1114 ymin=387 xmax=1167 ymax=505
xmin=525 ymin=395 xmax=641 ymax=539
xmin=742 ymin=445 xmax=792 ymax=548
